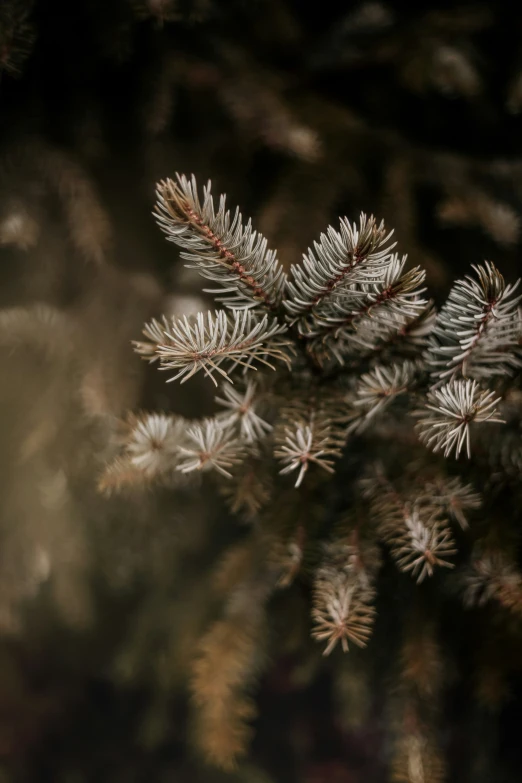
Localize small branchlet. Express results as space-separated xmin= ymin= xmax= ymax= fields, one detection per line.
xmin=389 ymin=506 xmax=457 ymax=583
xmin=134 ymin=310 xmax=291 ymax=386
xmin=274 ymin=411 xmax=345 ymax=488
xmin=462 ymin=549 xmax=522 ymax=615
xmin=123 ymin=412 xmax=185 ymax=476
xmin=419 ymin=477 xmax=481 ymax=530
xmin=285 ymin=213 xmax=396 ymax=328
xmin=364 ymin=471 xmax=456 ymax=583
xmin=177 ymin=418 xmax=245 ymax=479
xmin=312 ymin=535 xmax=379 ymax=655
xmin=415 ymin=379 xmax=503 ymax=459
xmin=215 ymin=381 xmax=272 ymax=442
xmin=427 ymin=261 xmax=522 ymax=382
xmin=99 ymin=412 xmax=187 ymax=491
xmin=347 ymin=360 xmax=417 ymax=433
xmin=305 ymin=256 xmax=428 ymax=365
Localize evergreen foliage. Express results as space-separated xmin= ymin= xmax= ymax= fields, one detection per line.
xmin=100 ymin=172 xmax=522 ymax=775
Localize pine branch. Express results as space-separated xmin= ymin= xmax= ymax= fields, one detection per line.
xmin=274 ymin=410 xmax=345 ymax=488
xmin=98 ymin=412 xmax=188 ymax=491
xmin=154 ymin=175 xmax=287 ymax=312
xmin=419 ymin=477 xmax=481 ymax=530
xmin=388 ymin=506 xmax=457 ymax=584
xmin=284 ymin=213 xmax=395 ymax=326
xmin=313 ymin=258 xmax=426 ymax=335
xmin=462 ymin=549 xmax=522 ymax=615
xmin=134 ymin=309 xmax=291 ymax=386
xmin=427 ymin=261 xmax=522 ymax=382
xmin=123 ymin=412 xmax=185 ymax=475
xmin=190 ymin=572 xmax=273 ymax=771
xmin=215 ymin=380 xmax=272 ymax=442
xmin=177 ymin=418 xmax=245 ymax=479
xmin=415 ymin=379 xmax=503 ymax=459
xmin=305 ymin=256 xmax=427 ymax=364
xmin=363 ymin=471 xmax=456 ymax=583
xmin=346 ymin=360 xmax=417 ymax=433
xmin=311 ymin=536 xmax=379 ymax=655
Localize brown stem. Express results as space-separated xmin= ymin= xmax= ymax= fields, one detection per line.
xmin=183 ymin=204 xmax=278 ymax=311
